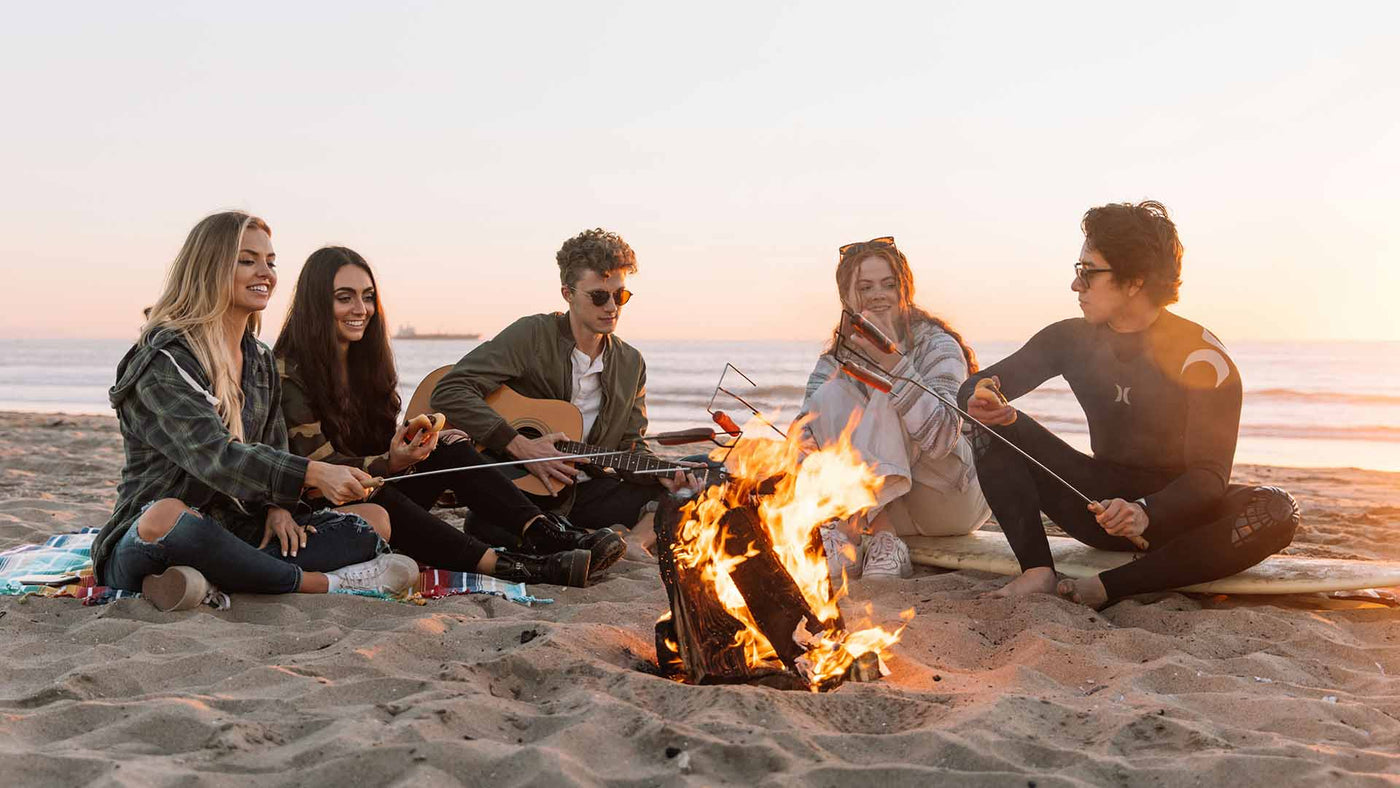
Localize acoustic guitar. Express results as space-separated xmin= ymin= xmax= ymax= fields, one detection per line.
xmin=406 ymin=365 xmax=723 ymax=496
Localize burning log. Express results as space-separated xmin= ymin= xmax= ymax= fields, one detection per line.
xmin=656 ymin=493 xmax=852 ymax=691
xmin=652 ymin=415 xmax=911 ymax=692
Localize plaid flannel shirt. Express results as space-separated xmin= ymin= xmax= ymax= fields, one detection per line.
xmin=91 ymin=329 xmax=309 ymax=582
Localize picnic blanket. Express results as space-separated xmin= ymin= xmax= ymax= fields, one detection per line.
xmin=0 ymin=528 xmax=548 ymax=607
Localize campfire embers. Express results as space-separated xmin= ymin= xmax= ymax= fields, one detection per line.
xmin=651 ymin=420 xmax=910 ymax=692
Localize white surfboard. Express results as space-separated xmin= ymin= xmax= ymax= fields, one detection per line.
xmin=906 ymin=530 xmax=1400 ymax=594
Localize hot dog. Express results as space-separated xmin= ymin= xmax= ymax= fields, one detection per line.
xmin=404 ymin=412 xmax=447 ymax=444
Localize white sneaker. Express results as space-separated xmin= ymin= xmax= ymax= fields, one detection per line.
xmin=327 ymin=554 xmax=420 ymax=595
xmin=821 ymin=524 xmax=863 ymax=587
xmin=861 ymin=531 xmax=913 ymax=579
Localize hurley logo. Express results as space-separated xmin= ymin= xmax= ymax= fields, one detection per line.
xmin=1114 ymin=384 xmax=1132 ymax=405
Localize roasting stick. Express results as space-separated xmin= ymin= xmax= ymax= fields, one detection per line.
xmin=837 ymin=310 xmax=1149 ymax=551
xmin=361 ymin=452 xmax=620 ymax=488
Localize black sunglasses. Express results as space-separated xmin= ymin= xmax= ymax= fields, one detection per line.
xmin=570 ymin=286 xmax=633 ymax=307
xmin=840 ymin=236 xmax=897 ymax=257
xmin=1073 ymin=261 xmax=1114 ymax=286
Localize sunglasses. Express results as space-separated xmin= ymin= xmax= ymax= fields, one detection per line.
xmin=839 ymin=236 xmax=897 ymax=257
xmin=1073 ymin=261 xmax=1114 ymax=287
xmin=570 ymin=286 xmax=633 ymax=307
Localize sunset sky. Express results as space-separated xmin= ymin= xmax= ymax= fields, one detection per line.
xmin=3 ymin=2 xmax=1397 ymax=345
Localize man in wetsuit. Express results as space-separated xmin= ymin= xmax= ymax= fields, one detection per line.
xmin=957 ymin=200 xmax=1300 ymax=607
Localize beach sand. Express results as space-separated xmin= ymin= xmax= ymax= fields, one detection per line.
xmin=1 ymin=410 xmax=1398 ymax=785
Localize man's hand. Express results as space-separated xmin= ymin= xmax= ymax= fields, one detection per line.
xmin=439 ymin=428 xmax=470 ymax=446
xmin=388 ymin=421 xmax=438 ymax=473
xmin=967 ymin=376 xmax=1017 ymax=426
xmin=658 ymin=468 xmax=701 ymax=495
xmin=258 ymin=506 xmax=313 ymax=557
xmin=506 ymin=432 xmax=578 ymax=495
xmin=304 ymin=462 xmax=373 ymax=504
xmin=1090 ymin=498 xmax=1149 ymax=540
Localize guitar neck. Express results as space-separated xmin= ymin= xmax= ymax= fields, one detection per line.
xmin=558 ymin=440 xmax=722 ymax=485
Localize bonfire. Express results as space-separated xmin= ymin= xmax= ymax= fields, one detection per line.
xmin=654 ymin=416 xmax=912 ymax=691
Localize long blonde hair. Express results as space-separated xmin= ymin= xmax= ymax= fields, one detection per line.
xmin=140 ymin=211 xmax=271 ymax=441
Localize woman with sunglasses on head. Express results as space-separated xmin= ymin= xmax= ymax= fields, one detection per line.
xmin=90 ymin=212 xmax=421 ymax=611
xmin=274 ymin=247 xmax=621 ymax=588
xmin=800 ymin=236 xmax=991 ymax=582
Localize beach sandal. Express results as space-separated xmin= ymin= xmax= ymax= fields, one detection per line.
xmin=142 ymin=565 xmax=211 ymax=612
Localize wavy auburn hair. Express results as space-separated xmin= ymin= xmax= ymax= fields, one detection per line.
xmin=825 ymin=240 xmax=978 ymax=373
xmin=141 ymin=211 xmax=271 ymax=441
xmin=274 ymin=247 xmax=400 ymax=456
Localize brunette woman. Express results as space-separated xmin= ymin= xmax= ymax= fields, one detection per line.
xmin=274 ymin=246 xmax=623 ymax=587
xmin=800 ymin=236 xmax=991 ymax=580
xmin=90 ymin=212 xmax=420 ymax=611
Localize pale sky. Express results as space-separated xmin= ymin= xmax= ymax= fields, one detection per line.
xmin=3 ymin=2 xmax=1397 ymax=344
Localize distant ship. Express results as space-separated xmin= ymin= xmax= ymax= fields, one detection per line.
xmin=394 ymin=325 xmax=481 ymax=340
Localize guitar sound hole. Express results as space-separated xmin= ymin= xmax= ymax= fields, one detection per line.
xmin=517 ymin=426 xmax=544 ymax=441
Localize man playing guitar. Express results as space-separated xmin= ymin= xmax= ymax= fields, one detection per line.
xmin=430 ymin=228 xmax=694 ymax=555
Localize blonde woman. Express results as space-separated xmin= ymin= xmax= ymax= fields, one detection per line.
xmin=90 ymin=211 xmax=418 ymax=610
xmin=801 ymin=236 xmax=991 ymax=581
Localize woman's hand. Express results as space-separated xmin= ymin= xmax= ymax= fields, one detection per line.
xmin=848 ymin=309 xmax=902 ymax=372
xmin=304 ymin=461 xmax=373 ymax=504
xmin=388 ymin=421 xmax=438 ymax=473
xmin=258 ymin=506 xmax=313 ymax=557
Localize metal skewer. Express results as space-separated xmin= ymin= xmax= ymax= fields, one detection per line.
xmin=837 ymin=309 xmax=1148 ymax=551
xmin=365 ymin=452 xmax=620 ymax=487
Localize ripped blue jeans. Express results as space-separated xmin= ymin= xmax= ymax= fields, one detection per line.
xmin=104 ymin=506 xmax=382 ymax=593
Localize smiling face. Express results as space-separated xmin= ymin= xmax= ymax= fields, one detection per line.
xmin=331 ymin=263 xmax=375 ymax=345
xmin=231 ymin=226 xmax=276 ymax=314
xmin=563 ymin=268 xmax=629 ymax=336
xmin=853 ymin=254 xmax=902 ymax=324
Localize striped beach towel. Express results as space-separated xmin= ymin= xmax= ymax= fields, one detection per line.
xmin=0 ymin=528 xmax=137 ymax=605
xmin=0 ymin=528 xmax=547 ymax=607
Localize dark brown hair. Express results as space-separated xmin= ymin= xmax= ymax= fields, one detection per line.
xmin=274 ymin=246 xmax=400 ymax=456
xmin=556 ymin=228 xmax=637 ymax=287
xmin=1081 ymin=200 xmax=1183 ymax=306
xmin=825 ymin=241 xmax=978 ymax=373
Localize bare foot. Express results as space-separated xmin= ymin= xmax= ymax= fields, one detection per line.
xmin=1057 ymin=575 xmax=1108 ymax=608
xmin=987 ymin=566 xmax=1058 ymax=597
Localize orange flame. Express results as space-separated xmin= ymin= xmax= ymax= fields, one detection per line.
xmin=672 ymin=412 xmax=912 ymax=688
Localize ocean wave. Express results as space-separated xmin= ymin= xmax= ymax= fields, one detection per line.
xmin=1247 ymin=388 xmax=1400 ymax=406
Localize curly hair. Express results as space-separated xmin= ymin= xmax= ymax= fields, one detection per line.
xmin=556 ymin=228 xmax=638 ymax=287
xmin=1081 ymin=200 xmax=1183 ymax=306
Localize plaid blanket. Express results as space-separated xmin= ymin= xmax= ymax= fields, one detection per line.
xmin=0 ymin=528 xmax=547 ymax=607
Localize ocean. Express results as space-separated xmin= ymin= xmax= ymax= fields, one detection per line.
xmin=2 ymin=337 xmax=1397 ymax=473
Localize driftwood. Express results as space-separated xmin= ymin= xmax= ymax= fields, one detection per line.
xmin=655 ymin=491 xmax=847 ymax=690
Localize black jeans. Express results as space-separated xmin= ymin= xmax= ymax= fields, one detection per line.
xmin=970 ymin=414 xmax=1300 ymax=600
xmin=526 ymin=474 xmax=663 ymax=531
xmin=372 ymin=441 xmax=546 ymax=570
xmin=104 ymin=507 xmax=381 ymax=593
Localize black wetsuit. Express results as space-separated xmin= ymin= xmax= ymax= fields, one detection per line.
xmin=957 ymin=311 xmax=1299 ymax=601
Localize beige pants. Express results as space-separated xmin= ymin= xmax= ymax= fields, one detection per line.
xmin=804 ymin=377 xmax=990 ymax=537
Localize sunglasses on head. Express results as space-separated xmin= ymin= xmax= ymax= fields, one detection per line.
xmin=839 ymin=236 xmax=897 ymax=257
xmin=570 ymin=286 xmax=633 ymax=307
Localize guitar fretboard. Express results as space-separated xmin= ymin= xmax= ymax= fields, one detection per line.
xmin=559 ymin=440 xmax=722 ymax=486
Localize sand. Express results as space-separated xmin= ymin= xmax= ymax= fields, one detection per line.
xmin=1 ymin=410 xmax=1398 ymax=786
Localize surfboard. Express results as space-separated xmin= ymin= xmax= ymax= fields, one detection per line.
xmin=906 ymin=530 xmax=1400 ymax=594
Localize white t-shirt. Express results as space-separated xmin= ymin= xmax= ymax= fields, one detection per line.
xmin=571 ymin=346 xmax=606 ymax=440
